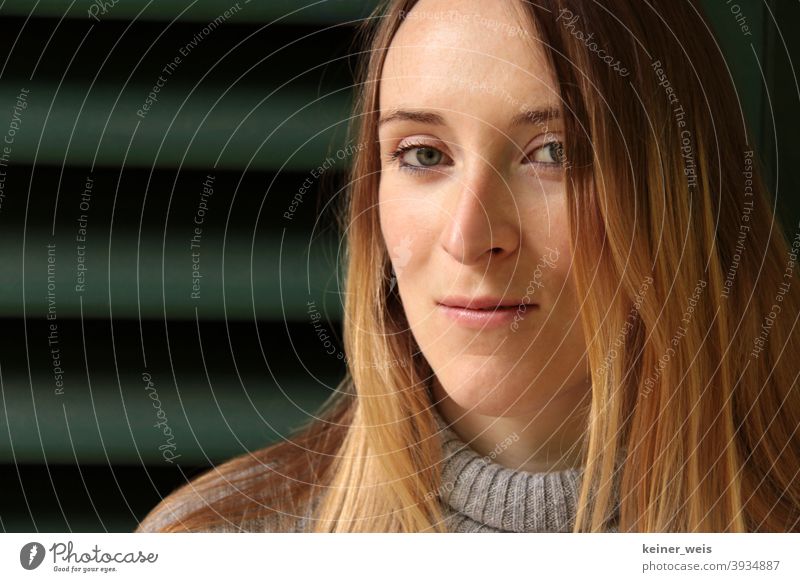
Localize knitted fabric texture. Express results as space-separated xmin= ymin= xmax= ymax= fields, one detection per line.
xmin=431 ymin=406 xmax=617 ymax=532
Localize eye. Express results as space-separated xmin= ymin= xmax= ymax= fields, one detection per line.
xmin=527 ymin=140 xmax=566 ymax=166
xmin=387 ymin=142 xmax=451 ymax=174
xmin=402 ymin=146 xmax=443 ymax=167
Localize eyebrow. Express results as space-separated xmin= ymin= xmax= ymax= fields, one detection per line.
xmin=377 ymin=107 xmax=562 ymax=129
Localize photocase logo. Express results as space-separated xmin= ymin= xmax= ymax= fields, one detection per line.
xmin=20 ymin=542 xmax=46 ymax=570
xmin=388 ymin=235 xmax=414 ymax=294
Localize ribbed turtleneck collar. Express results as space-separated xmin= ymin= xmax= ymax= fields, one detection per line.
xmin=431 ymin=406 xmax=594 ymax=533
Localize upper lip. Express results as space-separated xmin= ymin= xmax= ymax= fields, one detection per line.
xmin=437 ymin=296 xmax=530 ymax=309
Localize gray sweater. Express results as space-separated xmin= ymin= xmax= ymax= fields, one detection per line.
xmin=138 ymin=408 xmax=617 ymax=533
xmin=432 ymin=407 xmax=589 ymax=532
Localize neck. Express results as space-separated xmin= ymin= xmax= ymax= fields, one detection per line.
xmin=431 ymin=376 xmax=590 ymax=473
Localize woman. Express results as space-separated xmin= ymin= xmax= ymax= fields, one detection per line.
xmin=137 ymin=0 xmax=800 ymax=533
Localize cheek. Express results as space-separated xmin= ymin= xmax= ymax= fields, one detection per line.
xmin=526 ymin=198 xmax=573 ymax=281
xmin=379 ymin=183 xmax=437 ymax=274
xmin=541 ymin=249 xmax=581 ymax=324
xmin=378 ymin=186 xmax=405 ymax=251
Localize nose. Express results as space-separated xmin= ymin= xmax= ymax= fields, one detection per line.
xmin=439 ymin=162 xmax=520 ymax=265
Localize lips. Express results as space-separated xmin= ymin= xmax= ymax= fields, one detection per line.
xmin=434 ymin=295 xmax=538 ymax=331
xmin=437 ymin=296 xmax=531 ymax=310
xmin=436 ymin=297 xmax=536 ymax=330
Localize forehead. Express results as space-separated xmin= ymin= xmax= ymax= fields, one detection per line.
xmin=379 ymin=0 xmax=559 ymax=117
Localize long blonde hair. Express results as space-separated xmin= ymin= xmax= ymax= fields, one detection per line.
xmin=140 ymin=0 xmax=800 ymax=533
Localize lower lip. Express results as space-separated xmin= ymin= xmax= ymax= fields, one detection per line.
xmin=437 ymin=303 xmax=536 ymax=329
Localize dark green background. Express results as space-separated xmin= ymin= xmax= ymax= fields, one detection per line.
xmin=0 ymin=0 xmax=796 ymax=532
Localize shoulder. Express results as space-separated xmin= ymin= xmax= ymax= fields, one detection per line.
xmin=136 ymin=458 xmax=316 ymax=533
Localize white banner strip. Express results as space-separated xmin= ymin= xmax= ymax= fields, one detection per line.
xmin=1 ymin=533 xmax=797 ymax=581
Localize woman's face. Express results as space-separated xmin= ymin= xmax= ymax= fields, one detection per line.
xmin=378 ymin=0 xmax=590 ymax=417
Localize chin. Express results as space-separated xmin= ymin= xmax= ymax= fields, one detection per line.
xmin=435 ymin=369 xmax=534 ymax=418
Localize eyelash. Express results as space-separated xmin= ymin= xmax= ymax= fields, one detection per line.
xmin=385 ymin=140 xmax=566 ymax=175
xmin=386 ymin=141 xmax=443 ymax=175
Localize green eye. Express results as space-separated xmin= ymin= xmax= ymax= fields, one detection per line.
xmin=531 ymin=141 xmax=566 ymax=164
xmin=413 ymin=147 xmax=442 ymax=166
xmin=388 ymin=143 xmax=449 ymax=175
